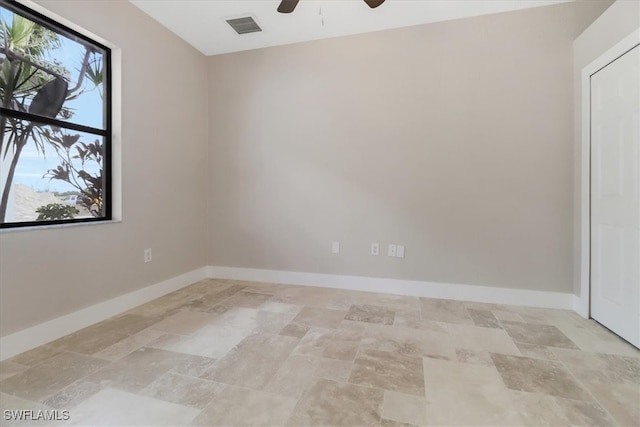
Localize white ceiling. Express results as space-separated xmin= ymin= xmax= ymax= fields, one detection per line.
xmin=129 ymin=0 xmax=570 ymax=56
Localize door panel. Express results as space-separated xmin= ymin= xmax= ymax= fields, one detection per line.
xmin=595 ymin=224 xmax=624 ymax=305
xmin=595 ymin=120 xmax=624 ymax=197
xmin=590 ymin=44 xmax=640 ymax=348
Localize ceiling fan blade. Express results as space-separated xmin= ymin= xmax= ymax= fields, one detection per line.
xmin=363 ymin=0 xmax=385 ymax=8
xmin=277 ymin=0 xmax=300 ymax=13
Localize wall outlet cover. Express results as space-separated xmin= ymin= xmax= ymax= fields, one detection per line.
xmin=387 ymin=244 xmax=397 ymax=257
xmin=371 ymin=243 xmax=379 ymax=256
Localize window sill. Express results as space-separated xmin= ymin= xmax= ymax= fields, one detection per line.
xmin=0 ymin=219 xmax=122 ymax=233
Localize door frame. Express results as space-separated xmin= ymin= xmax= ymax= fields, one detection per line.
xmin=577 ymin=28 xmax=640 ymax=318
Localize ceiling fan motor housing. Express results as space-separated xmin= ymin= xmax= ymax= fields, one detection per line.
xmin=278 ymin=0 xmax=385 ymax=14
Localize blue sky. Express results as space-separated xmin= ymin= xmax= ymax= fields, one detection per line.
xmin=1 ymin=6 xmax=105 ymax=192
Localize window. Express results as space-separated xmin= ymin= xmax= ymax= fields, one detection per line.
xmin=0 ymin=0 xmax=111 ymax=228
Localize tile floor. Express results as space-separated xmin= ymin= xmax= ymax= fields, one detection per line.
xmin=0 ymin=279 xmax=638 ymax=426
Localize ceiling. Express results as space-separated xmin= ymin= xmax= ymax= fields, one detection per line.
xmin=129 ymin=0 xmax=570 ymax=56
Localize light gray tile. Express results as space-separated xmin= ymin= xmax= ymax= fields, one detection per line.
xmin=49 ymin=314 xmax=156 ymax=355
xmin=84 ymin=347 xmax=200 ymax=393
xmin=446 ymin=323 xmax=521 ymax=355
xmin=553 ymin=349 xmax=640 ymax=386
xmin=280 ymin=322 xmax=310 ymax=338
xmin=7 ymin=346 xmax=62 ymax=367
xmin=223 ymin=291 xmax=273 ymax=308
xmin=193 ymin=385 xmax=296 ymax=426
xmin=349 ymin=349 xmax=424 ymax=396
xmin=382 ymin=391 xmax=427 ymax=426
xmin=201 ymin=333 xmax=299 ymax=389
xmin=420 ymin=297 xmax=473 ymax=325
xmin=293 ymin=328 xmax=361 ymax=362
xmin=467 ymin=308 xmax=502 ymax=329
xmin=585 ymin=382 xmax=640 ymax=426
xmin=141 ymin=372 xmax=223 ymax=409
xmin=456 ymin=348 xmax=494 ymax=366
xmin=287 ymin=379 xmax=383 ymax=426
xmin=361 ymin=324 xmax=456 ymax=360
xmin=491 ymin=353 xmax=592 ymax=401
xmin=42 ymin=380 xmax=102 ymax=409
xmin=292 ymin=307 xmax=347 ymax=329
xmin=149 ymin=310 xmax=220 ymax=335
xmin=345 ymin=304 xmax=395 ymax=325
xmin=0 ymin=352 xmax=108 ymax=401
xmin=70 ymin=388 xmax=199 ymax=426
xmin=502 ymin=321 xmax=579 ymax=349
xmin=0 ymin=361 xmax=28 ymax=382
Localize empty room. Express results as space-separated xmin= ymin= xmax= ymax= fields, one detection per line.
xmin=0 ymin=0 xmax=638 ymax=425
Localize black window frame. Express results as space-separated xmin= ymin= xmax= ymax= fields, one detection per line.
xmin=0 ymin=0 xmax=112 ymax=229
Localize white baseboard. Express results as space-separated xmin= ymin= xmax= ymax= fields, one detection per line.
xmin=207 ymin=266 xmax=576 ymax=310
xmin=573 ymin=294 xmax=589 ymax=319
xmin=0 ymin=267 xmax=208 ymax=361
xmin=1 ymin=265 xmax=578 ymax=361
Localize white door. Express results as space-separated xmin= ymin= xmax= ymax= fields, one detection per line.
xmin=590 ymin=44 xmax=640 ymax=348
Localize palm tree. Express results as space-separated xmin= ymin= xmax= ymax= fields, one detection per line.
xmin=0 ymin=11 xmax=99 ymax=222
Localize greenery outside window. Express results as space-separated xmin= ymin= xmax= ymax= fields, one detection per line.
xmin=0 ymin=0 xmax=111 ymax=228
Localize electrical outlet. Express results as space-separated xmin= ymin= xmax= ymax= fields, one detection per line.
xmin=387 ymin=244 xmax=397 ymax=257
xmin=144 ymin=248 xmax=152 ymax=263
xmin=396 ymin=245 xmax=405 ymax=258
xmin=331 ymin=241 xmax=340 ymax=254
xmin=371 ymin=243 xmax=379 ymax=256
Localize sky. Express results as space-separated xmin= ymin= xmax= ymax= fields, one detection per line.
xmin=1 ymin=6 xmax=106 ymax=193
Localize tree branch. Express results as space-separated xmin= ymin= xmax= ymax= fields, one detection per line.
xmin=0 ymin=46 xmax=66 ymax=80
xmin=67 ymin=48 xmax=91 ymax=94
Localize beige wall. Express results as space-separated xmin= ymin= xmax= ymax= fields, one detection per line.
xmin=0 ymin=0 xmax=614 ymax=338
xmin=572 ymin=0 xmax=640 ymax=295
xmin=0 ymin=1 xmax=209 ymax=336
xmin=208 ymin=1 xmax=611 ymax=293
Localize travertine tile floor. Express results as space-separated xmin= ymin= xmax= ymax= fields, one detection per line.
xmin=1 ymin=279 xmax=638 ymax=426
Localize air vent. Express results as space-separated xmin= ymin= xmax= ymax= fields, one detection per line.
xmin=226 ymin=17 xmax=262 ymax=35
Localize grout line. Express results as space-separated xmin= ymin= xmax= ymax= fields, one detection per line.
xmin=3 ymin=281 xmax=632 ymax=427
xmin=551 ymin=348 xmax=621 ymax=426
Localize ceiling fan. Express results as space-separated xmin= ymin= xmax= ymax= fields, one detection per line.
xmin=277 ymin=0 xmax=385 ymax=14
